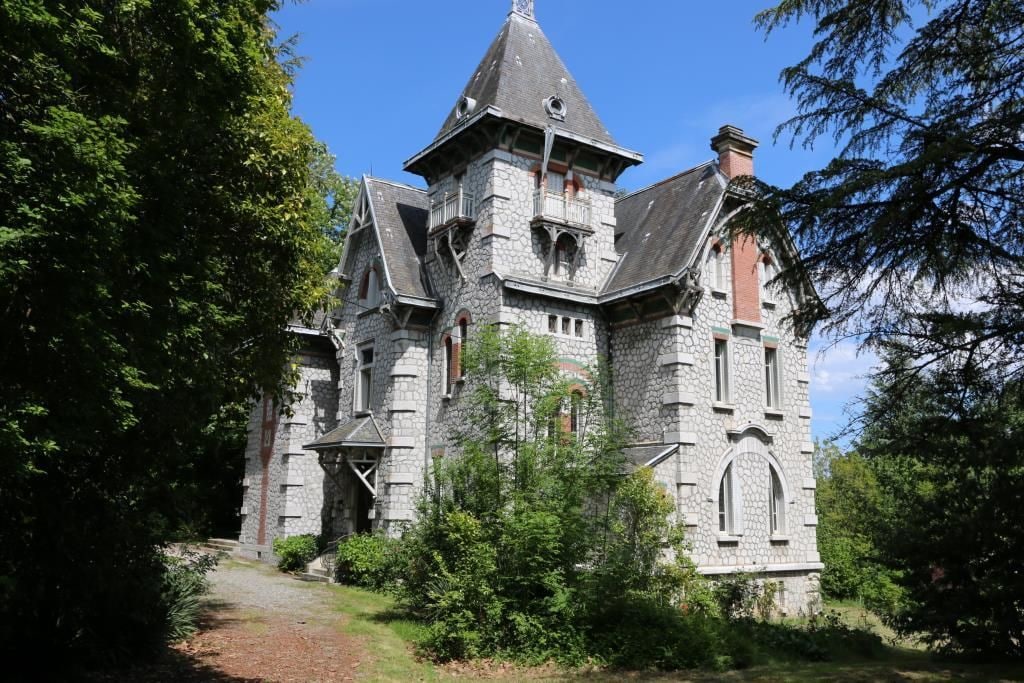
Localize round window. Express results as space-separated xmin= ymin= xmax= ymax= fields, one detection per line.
xmin=544 ymin=96 xmax=567 ymax=121
xmin=456 ymin=96 xmax=477 ymax=119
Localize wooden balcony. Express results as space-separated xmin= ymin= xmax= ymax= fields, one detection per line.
xmin=532 ymin=190 xmax=592 ymax=231
xmin=429 ymin=189 xmax=476 ymax=232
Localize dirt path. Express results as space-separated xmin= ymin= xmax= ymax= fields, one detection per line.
xmin=94 ymin=558 xmax=373 ymax=682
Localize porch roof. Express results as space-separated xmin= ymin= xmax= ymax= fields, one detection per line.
xmin=303 ymin=416 xmax=385 ymax=450
xmin=623 ymin=444 xmax=679 ymax=471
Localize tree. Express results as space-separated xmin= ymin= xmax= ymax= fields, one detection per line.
xmin=813 ymin=441 xmax=903 ymax=612
xmin=739 ymin=0 xmax=1024 ymax=388
xmin=856 ymin=360 xmax=1024 ymax=657
xmin=399 ymin=325 xmax=710 ymax=667
xmin=0 ymin=0 xmax=337 ymax=667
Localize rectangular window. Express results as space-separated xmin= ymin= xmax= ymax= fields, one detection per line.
xmin=356 ymin=345 xmax=374 ymax=412
xmin=714 ymin=339 xmax=730 ymax=403
xmin=561 ymin=317 xmax=571 ymax=335
xmin=765 ymin=347 xmax=781 ymax=408
xmin=548 ymin=315 xmax=558 ymax=333
xmin=574 ymin=319 xmax=584 ymax=338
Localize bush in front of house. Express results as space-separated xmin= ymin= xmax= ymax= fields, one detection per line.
xmin=336 ymin=532 xmax=407 ymax=592
xmin=273 ymin=534 xmax=319 ymax=572
xmin=161 ymin=547 xmax=218 ymax=643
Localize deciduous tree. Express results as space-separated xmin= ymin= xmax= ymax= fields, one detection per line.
xmin=0 ymin=0 xmax=338 ymax=666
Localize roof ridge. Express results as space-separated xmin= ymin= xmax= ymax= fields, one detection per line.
xmin=364 ymin=176 xmax=427 ymax=194
xmin=615 ymin=158 xmax=718 ymax=203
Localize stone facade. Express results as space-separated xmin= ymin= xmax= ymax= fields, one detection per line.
xmin=236 ymin=2 xmax=821 ymax=612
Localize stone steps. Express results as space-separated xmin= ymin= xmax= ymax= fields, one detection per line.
xmin=201 ymin=538 xmax=240 ymax=555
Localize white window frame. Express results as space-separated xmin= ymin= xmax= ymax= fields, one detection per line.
xmin=765 ymin=346 xmax=781 ymax=409
xmin=769 ymin=464 xmax=786 ymax=536
xmin=713 ymin=338 xmax=731 ymax=404
xmin=718 ymin=462 xmax=740 ymax=536
xmin=708 ymin=245 xmax=727 ymax=292
xmin=355 ymin=343 xmax=375 ymax=413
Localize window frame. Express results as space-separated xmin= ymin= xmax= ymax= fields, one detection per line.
xmin=765 ymin=346 xmax=781 ymax=409
xmin=713 ymin=338 xmax=731 ymax=404
xmin=443 ymin=335 xmax=454 ymax=396
xmin=708 ymin=243 xmax=726 ymax=292
xmin=355 ymin=343 xmax=375 ymax=413
xmin=718 ymin=462 xmax=738 ymax=535
xmin=769 ymin=464 xmax=786 ymax=536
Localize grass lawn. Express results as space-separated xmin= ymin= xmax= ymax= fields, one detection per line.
xmin=310 ymin=582 xmax=1024 ymax=681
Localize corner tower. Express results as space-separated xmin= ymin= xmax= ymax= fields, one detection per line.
xmin=405 ymin=1 xmax=643 ymax=293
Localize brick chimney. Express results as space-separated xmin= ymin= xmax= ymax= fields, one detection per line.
xmin=711 ymin=125 xmax=758 ymax=179
xmin=711 ymin=125 xmax=762 ymax=324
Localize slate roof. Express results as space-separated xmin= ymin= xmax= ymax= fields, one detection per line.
xmin=603 ymin=161 xmax=726 ymax=296
xmin=303 ymin=416 xmax=385 ymax=450
xmin=623 ymin=444 xmax=679 ymax=471
xmin=364 ymin=177 xmax=431 ymax=300
xmin=435 ymin=12 xmax=616 ymax=147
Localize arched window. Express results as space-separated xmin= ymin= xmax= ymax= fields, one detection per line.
xmin=553 ymin=234 xmax=577 ymax=279
xmin=769 ymin=465 xmax=786 ymax=535
xmin=360 ymin=267 xmax=380 ymax=308
xmin=759 ymin=254 xmax=778 ymax=303
xmin=458 ymin=317 xmax=469 ymax=378
xmin=707 ymin=244 xmax=726 ymax=291
xmin=443 ymin=336 xmax=453 ymax=396
xmin=569 ymin=391 xmax=583 ymax=435
xmin=718 ymin=462 xmax=736 ymax=534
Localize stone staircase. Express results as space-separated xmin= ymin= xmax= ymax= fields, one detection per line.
xmin=297 ymin=552 xmax=333 ymax=583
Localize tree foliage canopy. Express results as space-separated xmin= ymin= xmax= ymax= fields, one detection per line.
xmin=856 ymin=363 xmax=1024 ymax=657
xmin=741 ymin=0 xmax=1024 ymax=386
xmin=0 ymin=0 xmax=339 ymax=665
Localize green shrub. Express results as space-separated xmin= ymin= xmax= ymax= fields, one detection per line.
xmin=161 ymin=547 xmax=218 ymax=643
xmin=272 ymin=534 xmax=319 ymax=572
xmin=336 ymin=532 xmax=406 ymax=592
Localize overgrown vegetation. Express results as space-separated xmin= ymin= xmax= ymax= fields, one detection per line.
xmin=273 ymin=534 xmax=320 ymax=573
xmin=331 ymin=326 xmax=883 ymax=671
xmin=161 ymin=548 xmax=219 ymax=643
xmin=336 ymin=532 xmax=407 ymax=592
xmin=0 ymin=0 xmax=341 ymax=669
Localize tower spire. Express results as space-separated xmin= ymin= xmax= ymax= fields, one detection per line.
xmin=511 ymin=0 xmax=535 ymax=20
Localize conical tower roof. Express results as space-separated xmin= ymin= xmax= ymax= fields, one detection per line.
xmin=434 ymin=10 xmax=617 ymax=146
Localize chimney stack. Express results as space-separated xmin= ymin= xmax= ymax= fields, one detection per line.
xmin=711 ymin=125 xmax=758 ymax=179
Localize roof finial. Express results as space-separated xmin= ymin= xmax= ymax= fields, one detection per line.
xmin=511 ymin=0 xmax=535 ymax=20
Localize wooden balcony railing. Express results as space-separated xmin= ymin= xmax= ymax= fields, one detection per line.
xmin=429 ymin=189 xmax=475 ymax=230
xmin=533 ymin=190 xmax=591 ymax=229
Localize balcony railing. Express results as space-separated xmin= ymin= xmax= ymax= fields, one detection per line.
xmin=533 ymin=190 xmax=592 ymax=229
xmin=429 ymin=189 xmax=476 ymax=230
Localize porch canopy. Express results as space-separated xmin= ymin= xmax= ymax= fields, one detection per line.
xmin=304 ymin=416 xmax=385 ymax=497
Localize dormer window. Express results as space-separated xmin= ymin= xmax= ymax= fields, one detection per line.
xmin=456 ymin=95 xmax=477 ymax=120
xmin=544 ymin=95 xmax=567 ymax=121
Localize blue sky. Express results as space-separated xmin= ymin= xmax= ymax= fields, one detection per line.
xmin=273 ymin=0 xmax=877 ymax=444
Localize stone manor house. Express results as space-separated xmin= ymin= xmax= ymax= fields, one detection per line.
xmin=239 ymin=0 xmax=823 ymax=610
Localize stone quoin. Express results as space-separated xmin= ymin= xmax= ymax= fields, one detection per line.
xmin=238 ymin=0 xmax=822 ymax=612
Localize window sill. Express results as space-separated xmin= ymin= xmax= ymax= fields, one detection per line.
xmin=354 ymin=410 xmax=372 ymax=418
xmin=770 ymin=535 xmax=790 ymax=544
xmin=455 ymin=377 xmax=466 ymax=385
xmin=764 ymin=408 xmax=785 ymax=419
xmin=717 ymin=534 xmax=742 ymax=544
xmin=711 ymin=288 xmax=728 ymax=298
xmin=761 ymin=299 xmax=776 ymax=309
xmin=712 ymin=402 xmax=735 ymax=413
xmin=441 ymin=394 xmax=452 ymax=402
